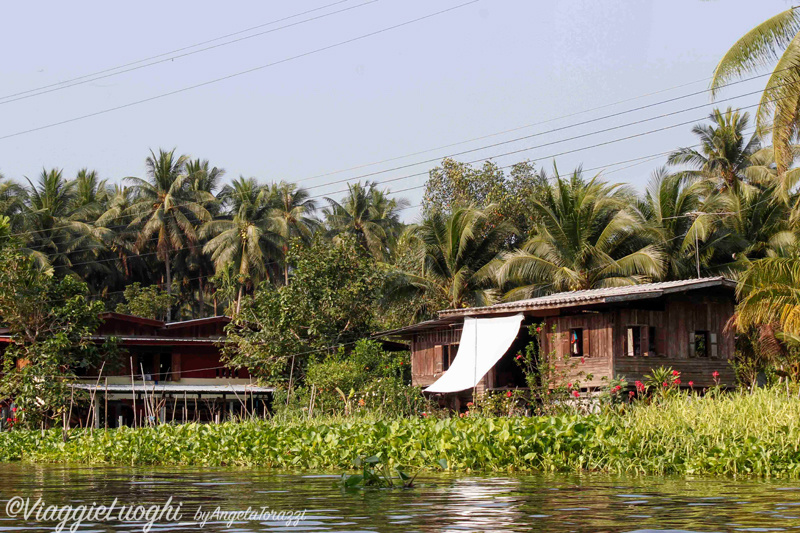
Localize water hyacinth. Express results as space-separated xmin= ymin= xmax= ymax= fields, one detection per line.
xmin=0 ymin=388 xmax=798 ymax=477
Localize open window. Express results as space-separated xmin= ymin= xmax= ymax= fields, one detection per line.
xmin=694 ymin=331 xmax=709 ymax=358
xmin=443 ymin=344 xmax=458 ymax=371
xmin=648 ymin=326 xmax=657 ymax=356
xmin=626 ymin=326 xmax=642 ymax=357
xmin=569 ymin=328 xmax=583 ymax=357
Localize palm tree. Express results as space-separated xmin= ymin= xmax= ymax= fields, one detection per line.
xmin=183 ymin=159 xmax=225 ymax=316
xmin=323 ymin=181 xmax=407 ymax=260
xmin=126 ymin=149 xmax=211 ymax=321
xmin=202 ymin=177 xmax=281 ymax=313
xmin=711 ymin=8 xmax=800 ymax=176
xmin=667 ymin=108 xmax=770 ymax=193
xmin=497 ymin=168 xmax=665 ymax=299
xmin=267 ymin=181 xmax=319 ymax=284
xmin=21 ymin=168 xmax=109 ymax=276
xmin=387 ymin=205 xmax=514 ymax=314
xmin=641 ymin=168 xmax=709 ymax=279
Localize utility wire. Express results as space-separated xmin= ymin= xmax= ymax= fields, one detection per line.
xmin=0 ymin=0 xmax=353 ymax=101
xmin=0 ymin=0 xmax=381 ymax=106
xmin=0 ymin=1 xmax=479 ymax=142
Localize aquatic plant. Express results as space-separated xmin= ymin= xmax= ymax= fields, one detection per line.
xmin=1 ymin=388 xmax=800 ymax=477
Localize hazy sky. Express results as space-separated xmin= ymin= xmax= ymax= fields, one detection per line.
xmin=0 ymin=0 xmax=793 ymax=220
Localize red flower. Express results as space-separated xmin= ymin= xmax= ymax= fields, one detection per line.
xmin=572 ymin=391 xmax=580 ymax=398
xmin=506 ymin=391 xmax=513 ymax=398
xmin=567 ymin=382 xmax=573 ymax=389
xmin=10 ymin=407 xmax=16 ymax=412
xmin=674 ymin=379 xmax=681 ymax=385
xmin=712 ymin=371 xmax=720 ymax=379
xmin=628 ymin=391 xmax=635 ymax=398
xmin=580 ymin=357 xmax=585 ymax=364
xmin=662 ymin=382 xmax=668 ymax=388
xmin=515 ymin=354 xmax=523 ymax=360
xmin=613 ymin=385 xmax=621 ymax=392
xmin=688 ymin=381 xmax=694 ymax=387
xmin=459 ymin=412 xmax=465 ymax=418
xmin=421 ymin=412 xmax=428 ymax=418
xmin=672 ymin=370 xmax=680 ymax=377
xmin=5 ymin=418 xmax=11 ymax=423
xmin=466 ymin=402 xmax=474 ymax=407
xmin=635 ymin=380 xmax=645 ymax=393
xmin=536 ymin=326 xmax=542 ymax=333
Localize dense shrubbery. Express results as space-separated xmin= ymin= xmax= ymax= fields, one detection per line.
xmin=3 ymin=388 xmax=800 ymax=477
xmin=274 ymin=340 xmax=431 ymax=419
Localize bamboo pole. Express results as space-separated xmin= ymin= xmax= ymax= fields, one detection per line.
xmin=130 ymin=357 xmax=137 ymax=429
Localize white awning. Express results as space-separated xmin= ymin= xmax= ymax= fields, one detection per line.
xmin=425 ymin=314 xmax=524 ymax=394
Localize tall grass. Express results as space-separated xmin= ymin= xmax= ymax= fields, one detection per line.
xmin=1 ymin=388 xmax=799 ymax=477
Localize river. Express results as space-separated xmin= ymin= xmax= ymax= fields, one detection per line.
xmin=0 ymin=464 xmax=797 ymax=532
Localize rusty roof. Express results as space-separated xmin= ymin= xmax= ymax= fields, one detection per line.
xmin=438 ymin=277 xmax=736 ymax=317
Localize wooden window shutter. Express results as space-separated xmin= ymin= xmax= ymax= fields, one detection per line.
xmin=626 ymin=328 xmax=634 ymax=357
xmin=434 ymin=345 xmax=444 ymax=373
xmin=582 ymin=329 xmax=590 ymax=358
xmin=710 ymin=333 xmax=718 ymax=359
xmin=656 ymin=328 xmax=666 ymax=356
xmin=688 ymin=332 xmax=696 ymax=358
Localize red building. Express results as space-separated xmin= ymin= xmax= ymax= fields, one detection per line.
xmin=61 ymin=313 xmax=270 ymax=427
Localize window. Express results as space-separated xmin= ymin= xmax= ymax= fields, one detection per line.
xmin=443 ymin=344 xmax=459 ymax=371
xmin=626 ymin=326 xmax=642 ymax=357
xmin=569 ymin=328 xmax=583 ymax=357
xmin=695 ymin=331 xmax=709 ymax=358
xmin=648 ymin=327 xmax=657 ymax=356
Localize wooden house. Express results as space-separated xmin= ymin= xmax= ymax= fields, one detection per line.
xmin=378 ymin=277 xmax=737 ymax=402
xmin=0 ymin=313 xmax=272 ymax=428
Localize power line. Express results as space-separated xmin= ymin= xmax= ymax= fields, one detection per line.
xmin=4 ymin=80 xmax=791 ymax=250
xmin=291 ymin=65 xmax=797 ymax=187
xmin=0 ymin=0 xmax=381 ymax=106
xmin=0 ymin=1 xmax=479 ymax=142
xmin=0 ymin=1 xmax=354 ymax=101
xmin=4 ymin=69 xmax=793 ymax=248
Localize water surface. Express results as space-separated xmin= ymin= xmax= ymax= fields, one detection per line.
xmin=0 ymin=464 xmax=798 ymax=532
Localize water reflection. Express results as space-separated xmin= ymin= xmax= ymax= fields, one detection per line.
xmin=0 ymin=465 xmax=797 ymax=532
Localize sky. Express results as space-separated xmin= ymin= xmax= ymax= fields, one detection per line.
xmin=0 ymin=0 xmax=794 ymax=221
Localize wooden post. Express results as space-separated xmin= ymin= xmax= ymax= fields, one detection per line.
xmin=286 ymin=354 xmax=296 ymax=406
xmin=104 ymin=378 xmax=108 ymax=430
xmin=130 ymin=357 xmax=137 ymax=429
xmin=93 ymin=394 xmax=100 ymax=430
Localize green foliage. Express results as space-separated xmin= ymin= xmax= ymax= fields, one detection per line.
xmin=0 ymin=247 xmax=113 ymax=427
xmin=275 ymin=340 xmax=428 ymax=419
xmin=513 ymin=324 xmax=592 ymax=414
xmin=3 ymin=388 xmax=800 ymax=477
xmin=223 ymin=236 xmax=384 ymax=381
xmin=340 ymin=455 xmax=418 ymax=488
xmin=115 ymin=282 xmax=174 ymax=320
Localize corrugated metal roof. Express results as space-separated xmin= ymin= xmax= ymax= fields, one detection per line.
xmin=72 ymin=383 xmax=273 ymax=393
xmin=439 ymin=277 xmax=736 ymax=317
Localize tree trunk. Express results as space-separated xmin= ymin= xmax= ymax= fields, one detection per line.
xmin=165 ymin=251 xmax=172 ymax=322
xmin=236 ymin=284 xmax=243 ymax=315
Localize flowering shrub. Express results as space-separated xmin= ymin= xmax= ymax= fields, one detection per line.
xmin=513 ymin=323 xmax=592 ymax=415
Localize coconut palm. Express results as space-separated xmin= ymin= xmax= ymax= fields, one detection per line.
xmin=667 ymin=108 xmax=771 ymax=194
xmin=497 ymin=168 xmax=665 ymax=299
xmin=641 ymin=168 xmax=710 ymax=279
xmin=202 ymin=177 xmax=281 ymax=312
xmin=21 ymin=168 xmax=110 ymax=276
xmin=126 ymin=149 xmax=212 ymax=321
xmin=386 ymin=205 xmax=514 ymax=314
xmin=267 ymin=181 xmax=319 ymax=284
xmin=711 ymin=8 xmax=800 ymax=176
xmin=323 ymin=181 xmax=407 ymax=260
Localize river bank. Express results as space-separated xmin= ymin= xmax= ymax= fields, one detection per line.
xmin=1 ymin=388 xmax=799 ymax=477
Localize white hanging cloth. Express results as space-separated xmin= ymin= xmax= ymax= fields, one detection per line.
xmin=424 ymin=314 xmax=524 ymax=394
